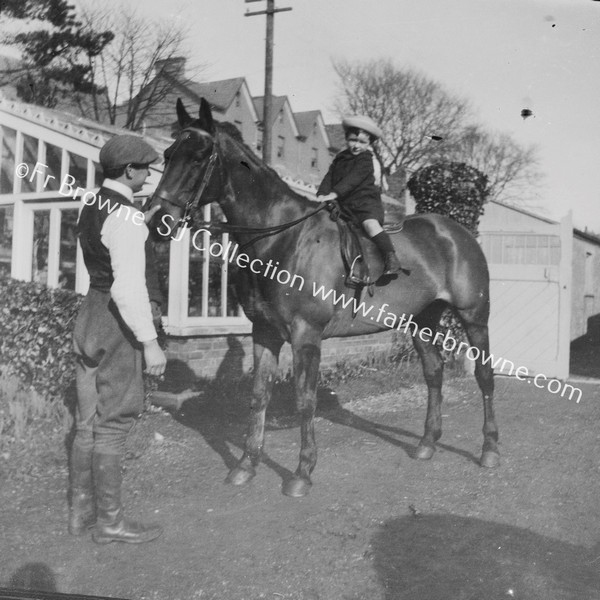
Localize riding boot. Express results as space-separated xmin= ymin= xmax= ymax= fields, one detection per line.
xmin=371 ymin=231 xmax=406 ymax=276
xmin=92 ymin=452 xmax=162 ymax=545
xmin=68 ymin=444 xmax=95 ymax=536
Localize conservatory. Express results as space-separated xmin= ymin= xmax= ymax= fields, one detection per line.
xmin=0 ymin=97 xmax=251 ymax=337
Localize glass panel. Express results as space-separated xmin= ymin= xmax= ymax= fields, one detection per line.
xmin=68 ymin=152 xmax=88 ymax=190
xmin=549 ymin=236 xmax=561 ymax=265
xmin=93 ymin=161 xmax=103 ymax=187
xmin=21 ymin=134 xmax=38 ymax=193
xmin=188 ymin=230 xmax=237 ymax=317
xmin=32 ymin=211 xmax=50 ymax=284
xmin=1 ymin=127 xmax=16 ymax=194
xmin=0 ymin=204 xmax=13 ymax=276
xmin=58 ymin=209 xmax=79 ymax=290
xmin=45 ymin=143 xmax=62 ymax=192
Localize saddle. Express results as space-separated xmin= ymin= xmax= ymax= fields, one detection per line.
xmin=325 ymin=200 xmax=372 ymax=289
xmin=325 ymin=200 xmax=407 ymax=291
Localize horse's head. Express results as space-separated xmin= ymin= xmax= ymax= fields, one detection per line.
xmin=149 ymin=98 xmax=221 ymax=236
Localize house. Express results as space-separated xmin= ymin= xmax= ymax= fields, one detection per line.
xmin=292 ymin=110 xmax=331 ymax=187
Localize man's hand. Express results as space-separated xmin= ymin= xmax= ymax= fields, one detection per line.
xmin=143 ymin=338 xmax=167 ymax=376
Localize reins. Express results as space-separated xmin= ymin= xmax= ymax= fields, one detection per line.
xmin=194 ymin=203 xmax=331 ymax=250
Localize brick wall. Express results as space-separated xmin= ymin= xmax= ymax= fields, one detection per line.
xmin=163 ymin=330 xmax=399 ymax=389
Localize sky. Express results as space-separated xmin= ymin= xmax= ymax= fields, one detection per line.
xmin=72 ymin=0 xmax=600 ymax=230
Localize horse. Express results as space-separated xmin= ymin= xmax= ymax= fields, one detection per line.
xmin=149 ymin=98 xmax=499 ymax=497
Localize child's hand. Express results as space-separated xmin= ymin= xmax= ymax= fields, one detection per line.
xmin=317 ymin=192 xmax=338 ymax=202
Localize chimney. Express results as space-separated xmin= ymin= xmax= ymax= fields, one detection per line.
xmin=154 ymin=57 xmax=186 ymax=79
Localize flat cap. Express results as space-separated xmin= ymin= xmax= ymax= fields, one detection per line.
xmin=342 ymin=115 xmax=383 ymax=140
xmin=99 ymin=135 xmax=159 ymax=170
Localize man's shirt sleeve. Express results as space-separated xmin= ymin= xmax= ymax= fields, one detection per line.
xmin=101 ymin=210 xmax=157 ymax=343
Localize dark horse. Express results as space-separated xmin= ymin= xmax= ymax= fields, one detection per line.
xmin=150 ymin=99 xmax=499 ymax=497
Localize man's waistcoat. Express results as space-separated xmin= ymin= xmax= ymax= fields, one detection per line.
xmin=77 ymin=187 xmax=163 ymax=304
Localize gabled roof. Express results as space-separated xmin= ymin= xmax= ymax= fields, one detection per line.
xmin=294 ymin=110 xmax=320 ymax=138
xmin=185 ymin=77 xmax=246 ymax=112
xmin=253 ymin=95 xmax=300 ymax=138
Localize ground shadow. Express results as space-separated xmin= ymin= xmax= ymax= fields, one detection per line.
xmin=169 ymin=367 xmax=481 ymax=490
xmin=372 ymin=514 xmax=600 ymax=600
xmin=570 ymin=333 xmax=600 ymax=379
xmin=316 ymin=386 xmax=481 ymax=465
xmin=5 ymin=562 xmax=57 ymax=592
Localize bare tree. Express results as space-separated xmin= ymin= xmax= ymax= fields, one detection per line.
xmin=76 ymin=3 xmax=199 ymax=131
xmin=449 ymin=125 xmax=543 ymax=205
xmin=333 ymin=58 xmax=542 ymax=206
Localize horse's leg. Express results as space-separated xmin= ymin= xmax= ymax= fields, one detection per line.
xmin=282 ymin=320 xmax=322 ymax=498
xmin=226 ymin=322 xmax=283 ymax=486
xmin=411 ymin=302 xmax=447 ymax=460
xmin=458 ymin=313 xmax=499 ymax=468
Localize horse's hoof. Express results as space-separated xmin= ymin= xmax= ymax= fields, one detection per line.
xmin=225 ymin=466 xmax=256 ymax=486
xmin=480 ymin=451 xmax=500 ymax=468
xmin=414 ymin=445 xmax=435 ymax=460
xmin=282 ymin=477 xmax=312 ymax=498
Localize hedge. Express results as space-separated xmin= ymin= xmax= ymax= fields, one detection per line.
xmin=0 ymin=276 xmax=82 ymax=403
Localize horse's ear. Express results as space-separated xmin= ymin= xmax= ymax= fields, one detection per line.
xmin=198 ymin=98 xmax=215 ymax=135
xmin=176 ymin=98 xmax=194 ymax=128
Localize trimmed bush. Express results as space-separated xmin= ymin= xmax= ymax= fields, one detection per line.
xmin=407 ymin=162 xmax=488 ymax=235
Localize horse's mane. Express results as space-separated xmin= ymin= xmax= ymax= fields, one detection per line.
xmin=215 ymin=121 xmax=310 ymax=204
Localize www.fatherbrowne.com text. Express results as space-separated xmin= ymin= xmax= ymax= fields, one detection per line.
xmin=15 ymin=162 xmax=583 ymax=403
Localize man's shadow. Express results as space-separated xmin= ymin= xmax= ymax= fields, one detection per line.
xmin=371 ymin=514 xmax=600 ymax=600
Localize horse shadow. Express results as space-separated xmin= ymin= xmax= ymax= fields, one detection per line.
xmin=371 ymin=514 xmax=600 ymax=599
xmin=170 ymin=368 xmax=481 ymax=488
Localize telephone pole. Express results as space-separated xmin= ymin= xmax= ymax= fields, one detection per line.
xmin=245 ymin=0 xmax=292 ymax=164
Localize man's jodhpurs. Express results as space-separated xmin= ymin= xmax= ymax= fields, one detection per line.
xmin=72 ymin=288 xmax=144 ymax=455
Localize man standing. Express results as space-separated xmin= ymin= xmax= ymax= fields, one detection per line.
xmin=70 ymin=135 xmax=166 ymax=544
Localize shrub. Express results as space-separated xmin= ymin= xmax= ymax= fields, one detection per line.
xmin=407 ymin=162 xmax=489 ymax=350
xmin=407 ymin=162 xmax=488 ymax=235
xmin=0 ymin=276 xmax=82 ymax=404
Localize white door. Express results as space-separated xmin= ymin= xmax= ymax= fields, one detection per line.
xmin=479 ymin=214 xmax=572 ymax=379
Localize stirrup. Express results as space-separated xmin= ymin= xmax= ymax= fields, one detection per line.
xmin=345 ymin=256 xmax=370 ymax=288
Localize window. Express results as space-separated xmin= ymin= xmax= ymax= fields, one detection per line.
xmin=187 ymin=207 xmax=240 ymax=318
xmin=0 ymin=204 xmax=13 ymax=276
xmin=162 ymin=203 xmax=247 ymax=332
xmin=311 ymin=147 xmax=318 ymax=169
xmin=93 ymin=161 xmax=104 ymax=187
xmin=21 ymin=134 xmax=38 ymax=193
xmin=0 ymin=127 xmax=16 ymax=194
xmin=480 ymin=233 xmax=560 ymax=265
xmin=67 ymin=152 xmax=88 ymax=189
xmin=58 ymin=208 xmax=79 ymax=290
xmin=44 ymin=143 xmax=63 ymax=192
xmin=277 ymin=136 xmax=285 ymax=159
xmin=278 ymin=110 xmax=283 ymax=124
xmin=256 ymin=129 xmax=263 ymax=153
xmin=235 ymin=91 xmax=241 ymax=108
xmin=32 ymin=210 xmax=50 ymax=284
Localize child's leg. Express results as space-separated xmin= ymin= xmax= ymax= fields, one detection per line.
xmin=362 ymin=219 xmax=405 ymax=275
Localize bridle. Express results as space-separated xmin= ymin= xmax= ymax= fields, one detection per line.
xmin=158 ymin=127 xmax=331 ymax=250
xmin=159 ymin=128 xmax=220 ymax=228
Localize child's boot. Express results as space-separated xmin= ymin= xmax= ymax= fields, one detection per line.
xmin=371 ymin=232 xmax=405 ymax=276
